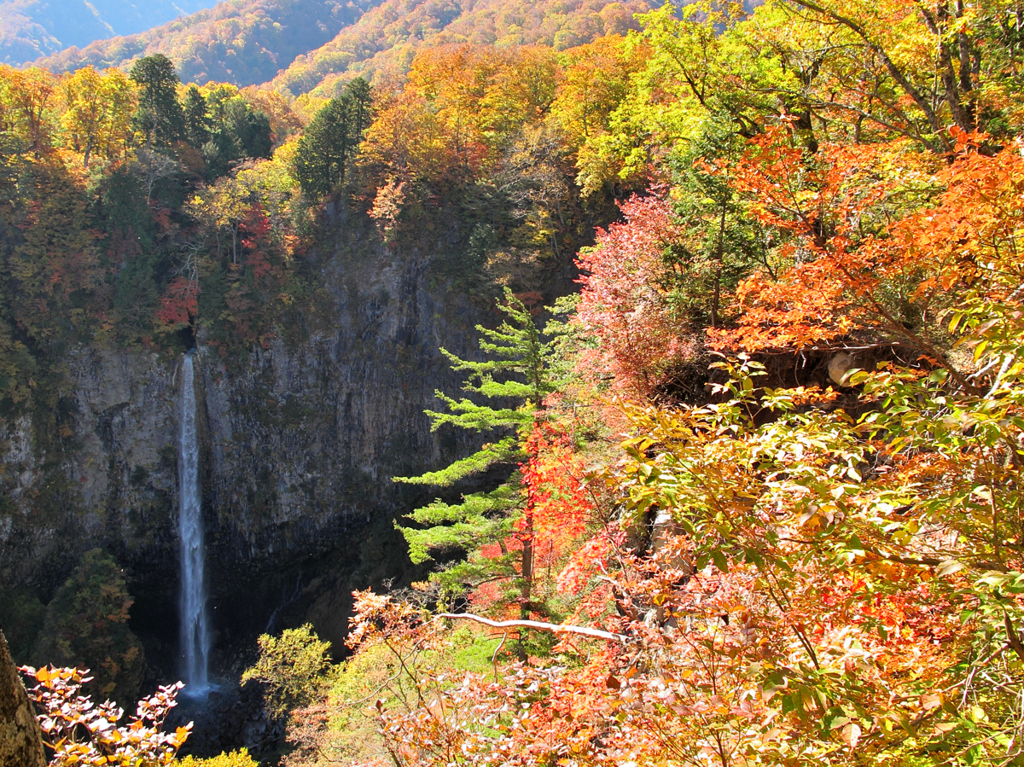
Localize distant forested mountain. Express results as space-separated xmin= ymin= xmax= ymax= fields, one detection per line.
xmin=34 ymin=0 xmax=762 ymax=96
xmin=0 ymin=0 xmax=215 ymax=64
xmin=270 ymin=0 xmax=658 ymax=97
xmin=36 ymin=0 xmax=386 ymax=87
xmin=35 ymin=0 xmax=673 ymax=94
xmin=271 ymin=0 xmax=763 ymax=97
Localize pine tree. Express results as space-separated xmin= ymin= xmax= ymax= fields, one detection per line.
xmin=183 ymin=85 xmax=211 ymax=148
xmin=395 ymin=289 xmax=555 ymax=616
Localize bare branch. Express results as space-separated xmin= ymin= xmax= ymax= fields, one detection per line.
xmin=436 ymin=613 xmax=626 ymax=642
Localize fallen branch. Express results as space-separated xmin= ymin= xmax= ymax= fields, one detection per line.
xmin=437 ymin=613 xmax=626 ymax=643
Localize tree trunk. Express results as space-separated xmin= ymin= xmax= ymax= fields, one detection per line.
xmin=711 ymin=192 xmax=728 ymax=328
xmin=0 ymin=630 xmax=46 ymax=767
xmin=520 ymin=508 xmax=534 ymax=621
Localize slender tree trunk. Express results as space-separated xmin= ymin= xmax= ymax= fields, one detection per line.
xmin=520 ymin=507 xmax=534 ymax=621
xmin=711 ymin=191 xmax=728 ymax=328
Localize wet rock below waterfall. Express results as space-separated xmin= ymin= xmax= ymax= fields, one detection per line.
xmin=169 ymin=680 xmax=283 ymax=762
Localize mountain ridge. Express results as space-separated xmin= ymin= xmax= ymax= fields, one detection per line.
xmin=34 ymin=0 xmax=662 ymax=95
xmin=0 ymin=0 xmax=216 ymax=65
xmin=271 ymin=0 xmax=658 ymax=97
xmin=34 ymin=0 xmax=386 ymax=88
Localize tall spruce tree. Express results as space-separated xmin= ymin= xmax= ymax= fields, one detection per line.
xmin=395 ymin=289 xmax=555 ymax=615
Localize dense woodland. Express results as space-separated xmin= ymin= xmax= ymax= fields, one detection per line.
xmin=8 ymin=0 xmax=1024 ymax=765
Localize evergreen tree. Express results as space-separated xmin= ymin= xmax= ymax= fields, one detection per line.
xmin=183 ymin=85 xmax=211 ymax=148
xmin=395 ymin=289 xmax=555 ymax=615
xmin=345 ymin=77 xmax=373 ymax=137
xmin=292 ymin=78 xmax=373 ymax=201
xmin=201 ymin=95 xmax=273 ymax=177
xmin=33 ymin=550 xmax=145 ymax=704
xmin=292 ymin=97 xmax=350 ymax=201
xmin=223 ymin=99 xmax=272 ymax=160
xmin=128 ymin=55 xmax=184 ymax=147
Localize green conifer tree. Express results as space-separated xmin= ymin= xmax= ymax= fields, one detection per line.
xmin=183 ymin=85 xmax=211 ymax=148
xmin=292 ymin=78 xmax=373 ymax=201
xmin=128 ymin=55 xmax=184 ymax=148
xmin=395 ymin=289 xmax=555 ymax=615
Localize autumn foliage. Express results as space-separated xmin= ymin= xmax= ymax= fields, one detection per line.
xmin=20 ymin=665 xmax=189 ymax=767
xmin=292 ymin=4 xmax=1024 ymax=767
xmin=575 ymin=193 xmax=694 ymax=396
xmin=10 ymin=1 xmax=1024 ymax=766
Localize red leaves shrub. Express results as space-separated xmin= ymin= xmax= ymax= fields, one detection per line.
xmin=576 ymin=193 xmax=694 ymax=397
xmin=155 ymin=276 xmax=199 ymax=328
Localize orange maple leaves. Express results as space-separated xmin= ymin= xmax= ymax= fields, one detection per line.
xmin=712 ymin=127 xmax=1024 ymax=359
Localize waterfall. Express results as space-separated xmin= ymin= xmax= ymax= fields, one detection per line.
xmin=179 ymin=352 xmax=211 ymax=696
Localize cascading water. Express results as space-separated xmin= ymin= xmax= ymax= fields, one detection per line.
xmin=179 ymin=352 xmax=211 ymax=697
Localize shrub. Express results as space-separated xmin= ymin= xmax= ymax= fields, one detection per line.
xmin=21 ymin=665 xmax=189 ymax=767
xmin=177 ymin=747 xmax=259 ymax=767
xmin=241 ymin=624 xmax=333 ymax=717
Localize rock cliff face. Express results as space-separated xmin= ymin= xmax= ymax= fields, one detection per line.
xmin=0 ymin=630 xmax=45 ymax=767
xmin=0 ymin=207 xmax=491 ymax=673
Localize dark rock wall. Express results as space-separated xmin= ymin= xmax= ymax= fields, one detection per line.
xmin=0 ymin=207 xmax=489 ymax=672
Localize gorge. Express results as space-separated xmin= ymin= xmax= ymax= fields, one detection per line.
xmin=6 ymin=1 xmax=1024 ymax=763
xmin=0 ymin=204 xmax=518 ymax=696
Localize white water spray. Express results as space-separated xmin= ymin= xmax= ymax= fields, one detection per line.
xmin=179 ymin=353 xmax=211 ymax=696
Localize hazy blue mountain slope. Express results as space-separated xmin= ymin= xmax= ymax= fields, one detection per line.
xmin=0 ymin=0 xmax=213 ymax=64
xmin=35 ymin=0 xmax=385 ymax=87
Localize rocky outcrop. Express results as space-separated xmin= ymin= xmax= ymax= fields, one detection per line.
xmin=0 ymin=629 xmax=45 ymax=767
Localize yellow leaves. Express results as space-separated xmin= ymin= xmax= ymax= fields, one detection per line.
xmin=57 ymin=66 xmax=136 ymax=167
xmin=364 ymin=44 xmax=564 ymax=183
xmin=861 ymin=559 xmax=903 ymax=580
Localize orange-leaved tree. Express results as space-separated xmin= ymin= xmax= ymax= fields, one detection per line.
xmin=708 ymin=126 xmax=973 ymax=368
